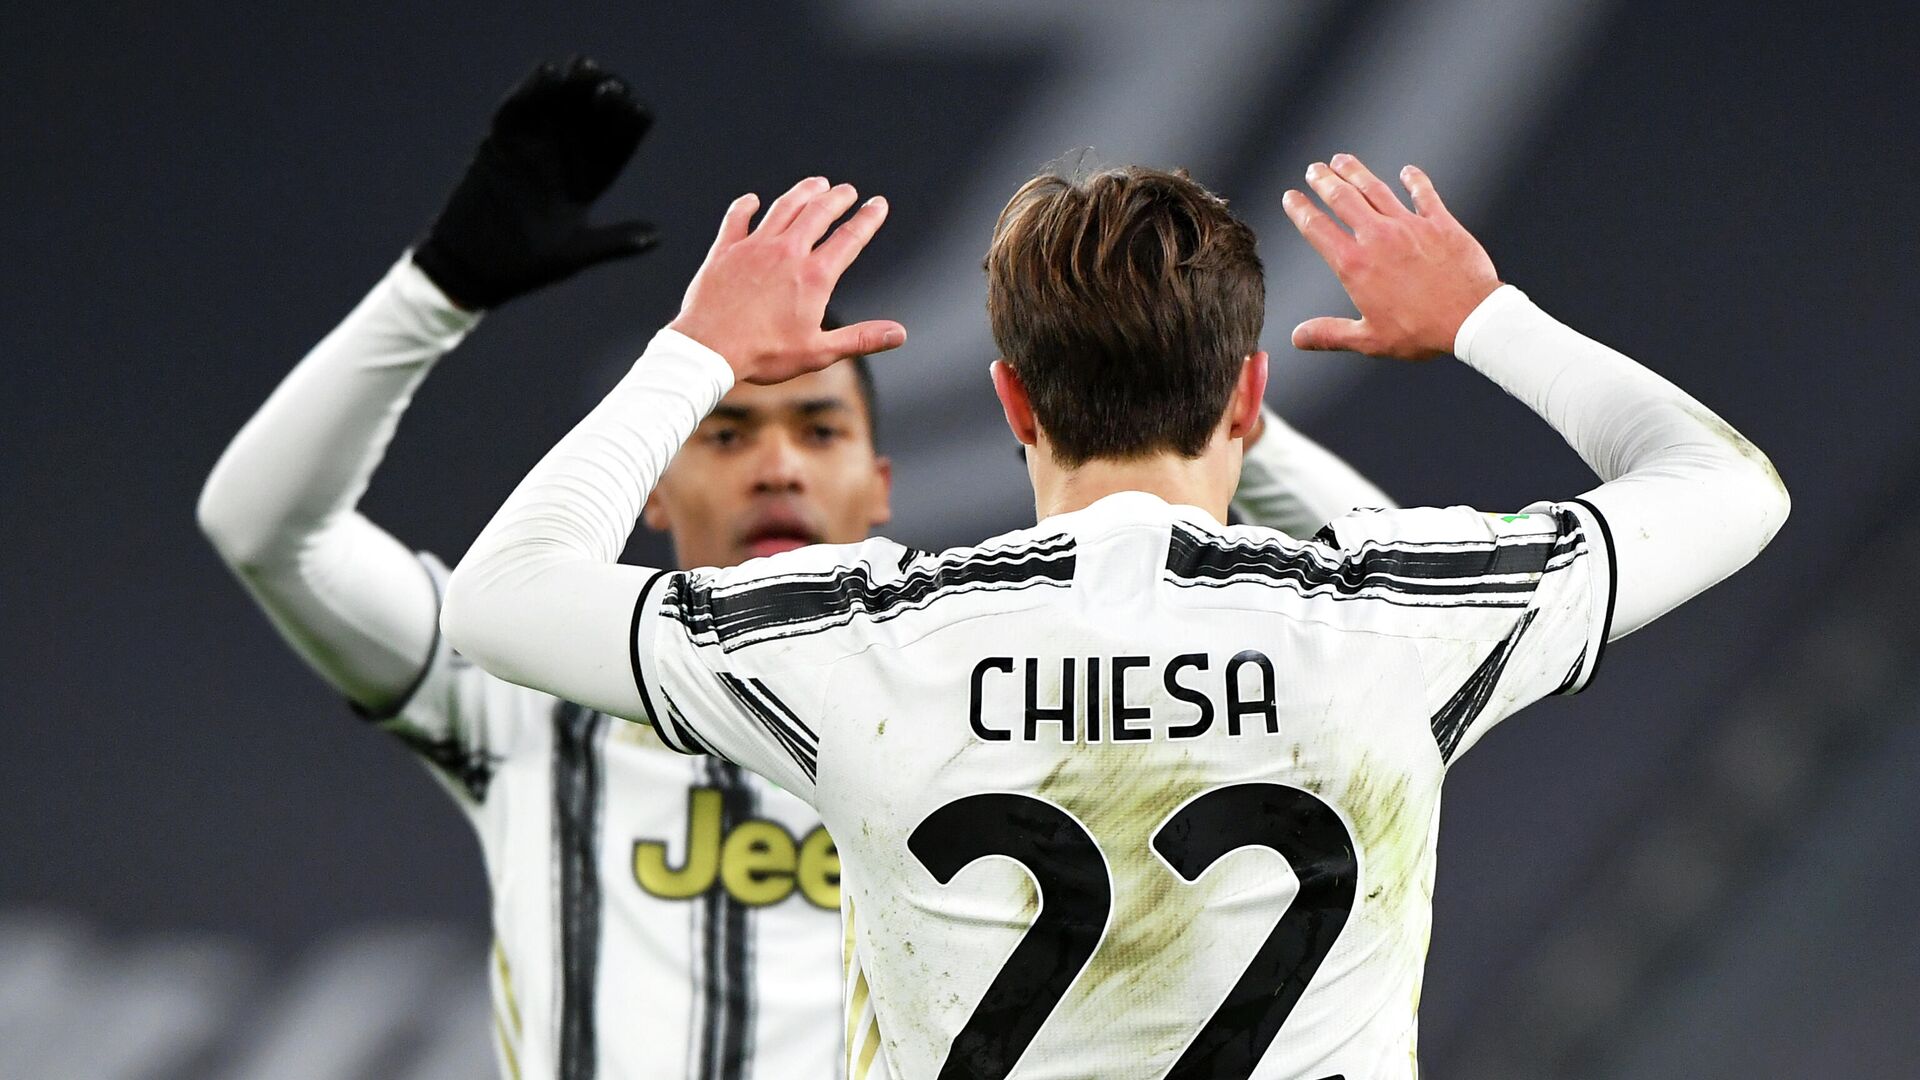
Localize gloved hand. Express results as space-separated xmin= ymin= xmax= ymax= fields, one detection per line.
xmin=413 ymin=56 xmax=657 ymax=310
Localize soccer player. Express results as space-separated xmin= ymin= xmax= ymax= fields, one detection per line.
xmin=439 ymin=159 xmax=1787 ymax=1078
xmin=196 ymin=61 xmax=1390 ymax=1080
xmin=197 ymin=59 xmax=861 ymax=1080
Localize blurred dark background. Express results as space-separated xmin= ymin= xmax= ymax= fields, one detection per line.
xmin=5 ymin=1 xmax=1916 ymax=1077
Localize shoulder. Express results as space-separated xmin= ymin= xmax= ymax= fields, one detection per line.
xmin=662 ymin=527 xmax=1076 ymax=655
xmin=1164 ymin=505 xmax=1590 ymax=640
xmin=1313 ymin=504 xmax=1583 ymax=554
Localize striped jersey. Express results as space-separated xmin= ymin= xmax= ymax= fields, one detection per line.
xmin=630 ymin=490 xmax=1615 ymax=1080
xmin=372 ymin=556 xmax=843 ymax=1080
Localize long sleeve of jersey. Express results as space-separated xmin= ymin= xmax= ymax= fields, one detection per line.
xmin=442 ymin=328 xmax=735 ymax=720
xmin=1231 ymin=406 xmax=1398 ymax=537
xmin=1453 ymin=285 xmax=1790 ymax=638
xmin=197 ymin=257 xmax=481 ymax=711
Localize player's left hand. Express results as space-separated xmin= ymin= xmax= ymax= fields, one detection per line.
xmin=668 ymin=177 xmax=907 ymax=384
xmin=413 ymin=56 xmax=658 ymax=310
xmin=1284 ymin=154 xmax=1501 ymax=360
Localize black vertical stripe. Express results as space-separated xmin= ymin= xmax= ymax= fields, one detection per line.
xmin=553 ymin=701 xmax=609 ymax=1080
xmin=698 ymin=759 xmax=758 ymax=1080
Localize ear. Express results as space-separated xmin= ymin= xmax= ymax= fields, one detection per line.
xmin=1226 ymin=351 xmax=1269 ymax=441
xmin=991 ymin=360 xmax=1039 ymax=446
xmin=868 ymin=455 xmax=894 ymax=527
xmin=641 ymin=489 xmax=672 ymax=533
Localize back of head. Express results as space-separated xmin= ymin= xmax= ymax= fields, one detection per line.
xmin=985 ymin=165 xmax=1265 ymax=467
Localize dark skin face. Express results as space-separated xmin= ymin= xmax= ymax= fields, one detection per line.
xmin=643 ymin=362 xmax=891 ymax=569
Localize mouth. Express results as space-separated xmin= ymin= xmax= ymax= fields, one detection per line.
xmin=740 ymin=520 xmax=821 ymax=560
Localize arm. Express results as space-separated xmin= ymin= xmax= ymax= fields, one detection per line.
xmin=1233 ymin=405 xmax=1397 ymax=537
xmin=197 ymin=57 xmax=657 ymax=713
xmin=196 ymin=260 xmax=477 ymax=709
xmin=1450 ymin=285 xmax=1786 ymax=635
xmin=441 ymin=177 xmax=906 ymax=718
xmin=1284 ymin=154 xmax=1787 ymax=639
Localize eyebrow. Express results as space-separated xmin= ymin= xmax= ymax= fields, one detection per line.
xmin=792 ymin=399 xmax=852 ymax=418
xmin=706 ymin=398 xmax=852 ymax=423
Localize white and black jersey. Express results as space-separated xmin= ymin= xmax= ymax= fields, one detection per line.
xmin=375 ymin=558 xmax=844 ymax=1080
xmin=627 ymin=492 xmax=1613 ymax=1080
xmin=195 ymin=259 xmax=852 ymax=1080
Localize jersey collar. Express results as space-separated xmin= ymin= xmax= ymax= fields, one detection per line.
xmin=1045 ymin=490 xmax=1223 ymax=532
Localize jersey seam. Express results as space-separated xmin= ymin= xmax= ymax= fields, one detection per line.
xmin=351 ymin=551 xmax=447 ymax=724
xmin=1411 ymin=643 xmax=1449 ymax=774
xmin=1563 ymin=498 xmax=1617 ymax=694
xmin=788 ymin=582 xmax=1074 ymax=671
xmin=630 ymin=569 xmax=683 ymax=747
xmin=1165 ymin=592 xmax=1524 ymax=646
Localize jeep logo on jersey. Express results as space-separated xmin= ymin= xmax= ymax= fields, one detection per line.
xmin=634 ymin=787 xmax=840 ymax=909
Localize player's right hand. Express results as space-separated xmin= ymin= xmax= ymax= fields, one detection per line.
xmin=1284 ymin=154 xmax=1501 ymax=361
xmin=413 ymin=56 xmax=658 ymax=310
xmin=668 ymin=177 xmax=907 ymax=384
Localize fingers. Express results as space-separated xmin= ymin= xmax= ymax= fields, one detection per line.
xmin=1328 ymin=153 xmax=1407 ymax=216
xmin=1291 ymin=316 xmax=1369 ymax=353
xmin=1399 ymin=165 xmax=1454 ymax=222
xmin=819 ymin=320 xmax=907 ymax=359
xmin=1305 ymin=161 xmax=1376 ymax=231
xmin=813 ymin=196 xmax=890 ymax=279
xmin=788 ymin=183 xmax=861 ymax=249
xmin=759 ymin=176 xmax=831 ymax=235
xmin=505 ymin=56 xmax=600 ymax=110
xmin=508 ymin=59 xmax=563 ymax=101
xmin=707 ymin=193 xmax=759 ymax=259
xmin=1282 ymin=189 xmax=1356 ymax=269
xmin=589 ymin=72 xmax=651 ymax=139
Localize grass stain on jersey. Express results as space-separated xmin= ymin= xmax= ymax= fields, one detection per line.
xmin=1681 ymin=399 xmax=1785 ymax=498
xmin=1336 ymin=752 xmax=1432 ymax=929
xmin=1033 ymin=749 xmax=1216 ymax=1002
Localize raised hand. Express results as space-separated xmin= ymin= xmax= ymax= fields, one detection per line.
xmin=669 ymin=176 xmax=907 ymax=384
xmin=1284 ymin=154 xmax=1501 ymax=360
xmin=413 ymin=56 xmax=658 ymax=310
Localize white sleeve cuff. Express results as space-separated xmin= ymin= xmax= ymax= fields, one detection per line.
xmin=635 ymin=327 xmax=738 ymax=404
xmin=389 ymin=255 xmax=484 ymax=336
xmin=1452 ymin=283 xmax=1532 ymax=361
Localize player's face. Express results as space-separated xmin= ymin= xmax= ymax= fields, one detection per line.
xmin=644 ymin=363 xmax=891 ymax=570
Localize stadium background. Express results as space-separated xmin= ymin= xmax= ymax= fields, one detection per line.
xmin=6 ymin=1 xmax=1917 ymax=1076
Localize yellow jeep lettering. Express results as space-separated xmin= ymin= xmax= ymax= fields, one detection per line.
xmin=634 ymin=787 xmax=840 ymax=909
xmin=633 ymin=788 xmax=724 ymax=899
xmin=796 ymin=825 xmax=841 ymax=909
xmin=721 ymin=820 xmax=797 ymax=906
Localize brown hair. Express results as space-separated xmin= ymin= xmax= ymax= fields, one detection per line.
xmin=985 ymin=165 xmax=1264 ymax=466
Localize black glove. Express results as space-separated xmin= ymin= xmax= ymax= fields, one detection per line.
xmin=413 ymin=56 xmax=657 ymax=310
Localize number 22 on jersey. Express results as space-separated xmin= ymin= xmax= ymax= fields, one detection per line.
xmin=909 ymin=783 xmax=1356 ymax=1080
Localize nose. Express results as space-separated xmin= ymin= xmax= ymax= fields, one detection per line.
xmin=750 ymin=429 xmax=806 ymax=494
